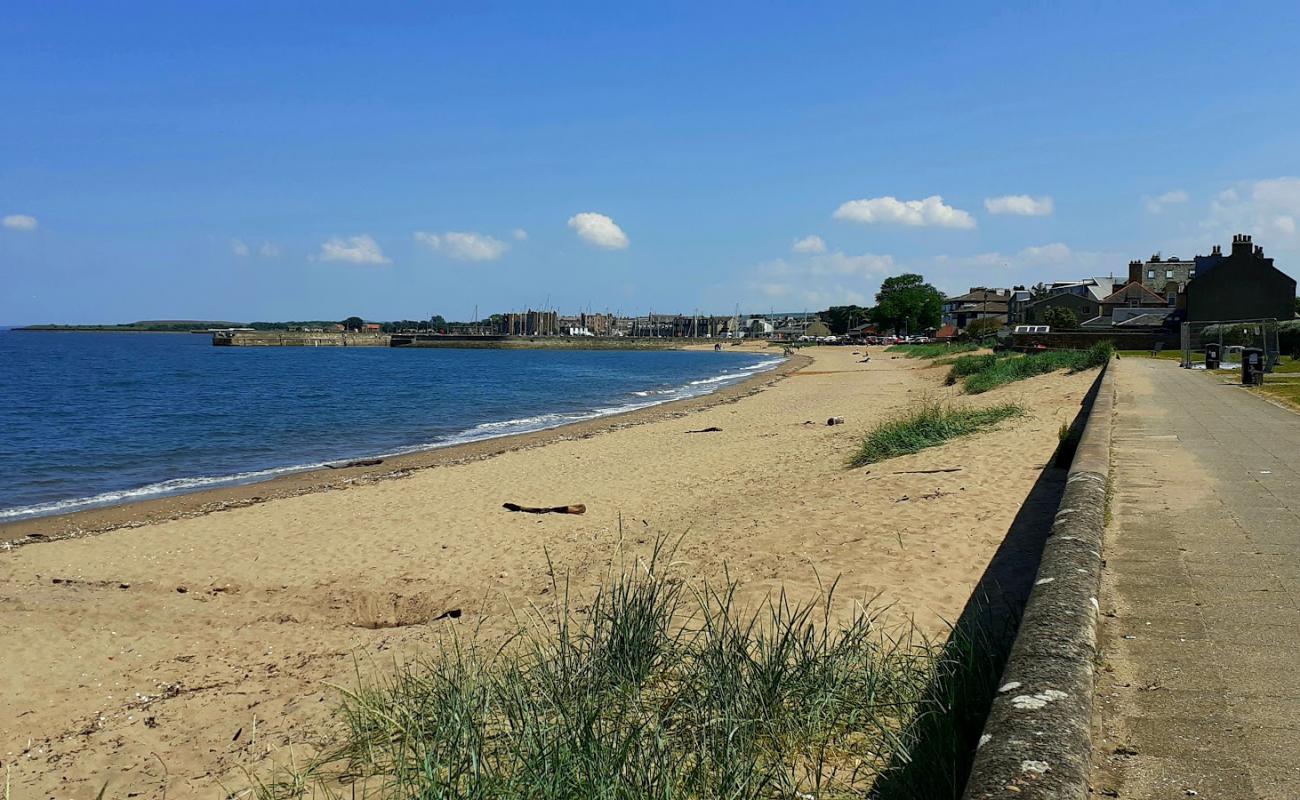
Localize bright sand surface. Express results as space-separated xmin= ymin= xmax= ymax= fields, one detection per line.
xmin=0 ymin=345 xmax=1096 ymax=797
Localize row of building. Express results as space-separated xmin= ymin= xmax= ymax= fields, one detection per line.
xmin=941 ymin=234 xmax=1297 ymax=335
xmin=481 ymin=311 xmax=833 ymax=340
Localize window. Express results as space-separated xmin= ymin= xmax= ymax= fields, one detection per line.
xmin=1167 ymin=294 xmax=1176 ymax=307
xmin=1165 ymin=269 xmax=1174 ymax=279
xmin=1147 ymin=269 xmax=1155 ymax=279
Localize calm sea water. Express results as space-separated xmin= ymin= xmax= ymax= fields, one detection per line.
xmin=0 ymin=331 xmax=781 ymax=520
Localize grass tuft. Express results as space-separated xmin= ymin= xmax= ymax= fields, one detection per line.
xmin=848 ymin=400 xmax=1024 ymax=467
xmin=960 ymin=342 xmax=1112 ymax=394
xmin=884 ymin=342 xmax=981 ymax=359
xmin=255 ymin=542 xmax=968 ymax=799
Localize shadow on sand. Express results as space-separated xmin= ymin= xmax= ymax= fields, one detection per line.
xmin=870 ymin=371 xmax=1104 ymax=799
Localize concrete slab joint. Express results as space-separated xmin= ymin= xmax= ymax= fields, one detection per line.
xmin=963 ymin=360 xmax=1115 ymax=800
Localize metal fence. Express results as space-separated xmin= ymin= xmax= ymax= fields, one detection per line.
xmin=1180 ymin=318 xmax=1280 ymax=370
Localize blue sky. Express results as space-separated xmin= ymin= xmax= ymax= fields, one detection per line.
xmin=3 ymin=2 xmax=1300 ymax=324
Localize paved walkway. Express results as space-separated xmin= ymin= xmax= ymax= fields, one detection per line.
xmin=1092 ymin=358 xmax=1300 ymax=798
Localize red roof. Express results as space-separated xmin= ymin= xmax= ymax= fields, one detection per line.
xmin=936 ymin=324 xmax=958 ymax=339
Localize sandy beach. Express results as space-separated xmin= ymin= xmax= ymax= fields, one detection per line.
xmin=0 ymin=345 xmax=1096 ymax=797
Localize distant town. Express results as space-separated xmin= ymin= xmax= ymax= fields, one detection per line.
xmin=20 ymin=233 xmax=1299 ymax=349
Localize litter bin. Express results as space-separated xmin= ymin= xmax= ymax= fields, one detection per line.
xmin=1242 ymin=347 xmax=1265 ymax=386
xmin=1205 ymin=343 xmax=1221 ymax=370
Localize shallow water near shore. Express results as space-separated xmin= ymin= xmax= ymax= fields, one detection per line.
xmin=0 ymin=331 xmax=780 ymax=520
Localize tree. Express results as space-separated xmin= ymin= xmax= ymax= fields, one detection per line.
xmin=870 ymin=274 xmax=944 ymax=334
xmin=1030 ymin=282 xmax=1051 ymax=301
xmin=963 ymin=317 xmax=1003 ymax=338
xmin=342 ymin=316 xmax=365 ymax=331
xmin=822 ymin=305 xmax=871 ymax=335
xmin=1042 ymin=306 xmax=1079 ymax=330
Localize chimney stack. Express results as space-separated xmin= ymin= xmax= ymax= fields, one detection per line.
xmin=1232 ymin=233 xmax=1253 ymax=256
xmin=1128 ymin=259 xmax=1143 ymax=283
xmin=1212 ymin=244 xmax=1222 ymax=256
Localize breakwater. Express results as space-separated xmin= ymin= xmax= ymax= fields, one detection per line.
xmin=212 ymin=331 xmax=390 ymax=346
xmin=213 ymin=331 xmax=739 ymax=350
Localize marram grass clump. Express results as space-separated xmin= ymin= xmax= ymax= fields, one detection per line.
xmin=252 ymin=543 xmax=962 ymax=800
xmin=959 ymin=342 xmax=1113 ymax=394
xmin=849 ymin=400 xmax=1024 ymax=467
xmin=884 ymin=342 xmax=980 ymax=359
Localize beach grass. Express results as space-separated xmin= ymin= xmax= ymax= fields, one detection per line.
xmin=941 ymin=353 xmax=1010 ymax=384
xmin=848 ymin=400 xmax=1024 ymax=467
xmin=250 ymin=542 xmax=971 ymax=800
xmin=885 ymin=342 xmax=981 ymax=359
xmin=959 ymin=343 xmax=1113 ymax=395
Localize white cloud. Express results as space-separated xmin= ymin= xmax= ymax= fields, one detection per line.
xmin=984 ymin=195 xmax=1054 ymax=216
xmin=1144 ymin=189 xmax=1189 ymax=214
xmin=1204 ymin=178 xmax=1300 ymax=247
xmin=316 ymin=234 xmax=390 ymax=265
xmin=512 ymin=228 xmax=529 ymax=241
xmin=745 ymin=250 xmax=894 ymax=308
xmin=414 ymin=230 xmax=510 ymax=261
xmin=231 ymin=239 xmax=251 ymax=257
xmin=791 ymin=234 xmax=826 ymax=254
xmin=2 ymin=214 xmax=38 ymax=231
xmin=568 ymin=212 xmax=629 ymax=249
xmin=833 ymin=195 xmax=976 ymax=229
xmin=258 ymin=242 xmax=281 ymax=258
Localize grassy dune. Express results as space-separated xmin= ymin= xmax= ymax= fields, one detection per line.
xmin=849 ymin=400 xmax=1023 ymax=467
xmin=252 ymin=543 xmax=999 ymax=800
xmin=951 ymin=343 xmax=1113 ymax=394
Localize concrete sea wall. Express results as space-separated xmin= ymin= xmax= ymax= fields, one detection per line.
xmin=212 ymin=332 xmax=391 ymax=346
xmin=963 ymin=360 xmax=1115 ymax=799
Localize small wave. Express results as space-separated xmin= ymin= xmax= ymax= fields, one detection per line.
xmin=0 ymin=461 xmax=331 ymax=521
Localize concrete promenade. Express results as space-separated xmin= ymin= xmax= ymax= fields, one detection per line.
xmin=1092 ymin=357 xmax=1300 ymax=798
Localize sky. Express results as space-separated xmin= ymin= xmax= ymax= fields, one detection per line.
xmin=3 ymin=2 xmax=1300 ymax=325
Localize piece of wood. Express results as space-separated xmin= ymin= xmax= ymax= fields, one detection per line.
xmin=502 ymin=503 xmax=587 ymax=515
xmin=326 ymin=458 xmax=384 ymax=470
xmin=891 ymin=467 xmax=963 ymax=474
xmin=685 ymin=426 xmax=723 ymax=433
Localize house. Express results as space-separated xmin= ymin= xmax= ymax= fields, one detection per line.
xmin=1007 ymin=287 xmax=1033 ymax=324
xmin=942 ymin=287 xmax=1010 ymax=331
xmin=1101 ymin=280 xmax=1171 ymax=316
xmin=1134 ymin=254 xmax=1197 ymax=303
xmin=1076 ymin=280 xmax=1172 ymax=328
xmin=1185 ymin=235 xmax=1296 ymax=322
xmin=1020 ymin=291 xmax=1102 ymax=326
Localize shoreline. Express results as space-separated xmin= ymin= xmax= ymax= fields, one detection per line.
xmin=0 ymin=350 xmax=810 ymax=546
xmin=0 ymin=346 xmax=1101 ymax=797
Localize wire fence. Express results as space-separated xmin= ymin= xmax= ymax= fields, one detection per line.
xmin=1180 ymin=318 xmax=1281 ymax=370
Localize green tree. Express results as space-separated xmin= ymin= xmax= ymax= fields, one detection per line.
xmin=1042 ymin=306 xmax=1079 ymax=330
xmin=962 ymin=317 xmax=1004 ymax=338
xmin=342 ymin=316 xmax=365 ymax=331
xmin=1030 ymin=282 xmax=1051 ymax=300
xmin=822 ymin=305 xmax=871 ymax=335
xmin=869 ymin=274 xmax=943 ymax=334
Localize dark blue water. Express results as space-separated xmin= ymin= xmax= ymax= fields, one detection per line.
xmin=0 ymin=332 xmax=781 ymax=520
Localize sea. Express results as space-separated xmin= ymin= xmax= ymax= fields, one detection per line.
xmin=0 ymin=331 xmax=782 ymax=521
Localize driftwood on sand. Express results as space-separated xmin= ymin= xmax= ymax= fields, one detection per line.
xmin=892 ymin=467 xmax=962 ymax=474
xmin=502 ymin=502 xmax=587 ymax=515
xmin=326 ymin=458 xmax=385 ymax=470
xmin=685 ymin=426 xmax=723 ymax=434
